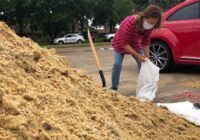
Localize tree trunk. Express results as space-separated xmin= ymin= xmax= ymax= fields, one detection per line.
xmin=18 ymin=18 xmax=24 ymax=36
xmin=80 ymin=17 xmax=84 ymax=34
xmin=109 ymin=20 xmax=113 ymax=33
xmin=72 ymin=23 xmax=75 ymax=32
xmin=72 ymin=19 xmax=78 ymax=32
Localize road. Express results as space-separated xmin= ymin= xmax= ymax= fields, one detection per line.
xmin=55 ymin=44 xmax=200 ymax=103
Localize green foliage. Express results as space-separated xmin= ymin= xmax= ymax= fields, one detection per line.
xmin=0 ymin=0 xmax=180 ymax=42
xmin=149 ymin=0 xmax=174 ymax=10
xmin=92 ymin=0 xmax=133 ymax=32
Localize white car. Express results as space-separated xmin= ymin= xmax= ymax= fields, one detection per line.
xmin=53 ymin=33 xmax=85 ymax=45
xmin=105 ymin=33 xmax=115 ymax=42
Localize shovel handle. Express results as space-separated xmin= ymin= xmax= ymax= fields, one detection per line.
xmin=88 ymin=30 xmax=102 ymax=70
xmin=88 ymin=29 xmax=106 ymax=87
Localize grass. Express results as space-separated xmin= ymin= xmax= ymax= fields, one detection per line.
xmin=40 ymin=42 xmax=112 ymax=48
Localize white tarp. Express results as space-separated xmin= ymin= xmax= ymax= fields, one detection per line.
xmin=157 ymin=101 xmax=200 ymax=126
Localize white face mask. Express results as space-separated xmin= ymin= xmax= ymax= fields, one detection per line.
xmin=143 ymin=20 xmax=155 ymax=30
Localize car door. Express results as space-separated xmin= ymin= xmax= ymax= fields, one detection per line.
xmin=70 ymin=34 xmax=78 ymax=43
xmin=193 ymin=2 xmax=200 ymax=62
xmin=65 ymin=35 xmax=72 ymax=43
xmin=165 ymin=2 xmax=199 ymax=62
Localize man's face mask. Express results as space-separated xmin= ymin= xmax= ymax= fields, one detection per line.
xmin=143 ymin=20 xmax=155 ymax=30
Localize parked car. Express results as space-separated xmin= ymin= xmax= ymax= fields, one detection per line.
xmin=150 ymin=0 xmax=200 ymax=72
xmin=53 ymin=33 xmax=85 ymax=45
xmin=105 ymin=33 xmax=115 ymax=42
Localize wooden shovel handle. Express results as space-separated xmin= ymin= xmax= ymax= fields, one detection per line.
xmin=87 ymin=30 xmax=102 ymax=70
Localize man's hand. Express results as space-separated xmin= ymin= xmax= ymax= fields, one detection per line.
xmin=137 ymin=54 xmax=146 ymax=62
xmin=124 ymin=45 xmax=147 ymax=62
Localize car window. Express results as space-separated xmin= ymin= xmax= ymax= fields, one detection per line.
xmin=199 ymin=2 xmax=200 ymax=18
xmin=168 ymin=2 xmax=199 ymax=21
xmin=71 ymin=34 xmax=77 ymax=37
xmin=65 ymin=35 xmax=71 ymax=38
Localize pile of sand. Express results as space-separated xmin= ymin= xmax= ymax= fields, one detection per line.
xmin=0 ymin=22 xmax=200 ymax=140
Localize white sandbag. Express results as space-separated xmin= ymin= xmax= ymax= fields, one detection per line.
xmin=157 ymin=101 xmax=200 ymax=126
xmin=136 ymin=59 xmax=160 ymax=101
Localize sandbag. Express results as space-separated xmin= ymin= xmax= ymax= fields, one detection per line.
xmin=136 ymin=59 xmax=160 ymax=101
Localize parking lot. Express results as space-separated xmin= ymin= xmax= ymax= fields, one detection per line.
xmin=56 ymin=44 xmax=200 ymax=103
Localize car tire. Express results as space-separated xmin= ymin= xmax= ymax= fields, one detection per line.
xmin=77 ymin=40 xmax=83 ymax=44
xmin=150 ymin=41 xmax=173 ymax=73
xmin=110 ymin=37 xmax=113 ymax=42
xmin=58 ymin=41 xmax=64 ymax=45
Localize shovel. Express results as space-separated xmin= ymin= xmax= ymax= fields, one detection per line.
xmin=87 ymin=29 xmax=106 ymax=87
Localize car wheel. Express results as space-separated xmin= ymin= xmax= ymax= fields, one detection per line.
xmin=58 ymin=41 xmax=64 ymax=45
xmin=150 ymin=41 xmax=173 ymax=73
xmin=110 ymin=37 xmax=113 ymax=42
xmin=77 ymin=40 xmax=83 ymax=44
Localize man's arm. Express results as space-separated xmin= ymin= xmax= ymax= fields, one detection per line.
xmin=142 ymin=29 xmax=152 ymax=59
xmin=143 ymin=45 xmax=150 ymax=59
xmin=124 ymin=44 xmax=146 ymax=62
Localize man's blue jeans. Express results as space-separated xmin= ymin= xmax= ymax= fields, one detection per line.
xmin=111 ymin=49 xmax=144 ymax=91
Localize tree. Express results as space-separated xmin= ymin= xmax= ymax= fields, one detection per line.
xmin=68 ymin=0 xmax=93 ymax=33
xmin=29 ymin=0 xmax=72 ymax=41
xmin=149 ymin=0 xmax=171 ymax=10
xmin=0 ymin=0 xmax=181 ymax=42
xmin=0 ymin=0 xmax=10 ymax=21
xmin=93 ymin=0 xmax=133 ymax=33
xmin=133 ymin=0 xmax=149 ymax=11
xmin=113 ymin=0 xmax=134 ymax=23
xmin=2 ymin=0 xmax=31 ymax=36
xmin=0 ymin=0 xmax=31 ymax=35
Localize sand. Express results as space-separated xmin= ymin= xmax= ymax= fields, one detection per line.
xmin=0 ymin=22 xmax=200 ymax=140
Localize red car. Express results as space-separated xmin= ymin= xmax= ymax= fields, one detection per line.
xmin=150 ymin=0 xmax=200 ymax=72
